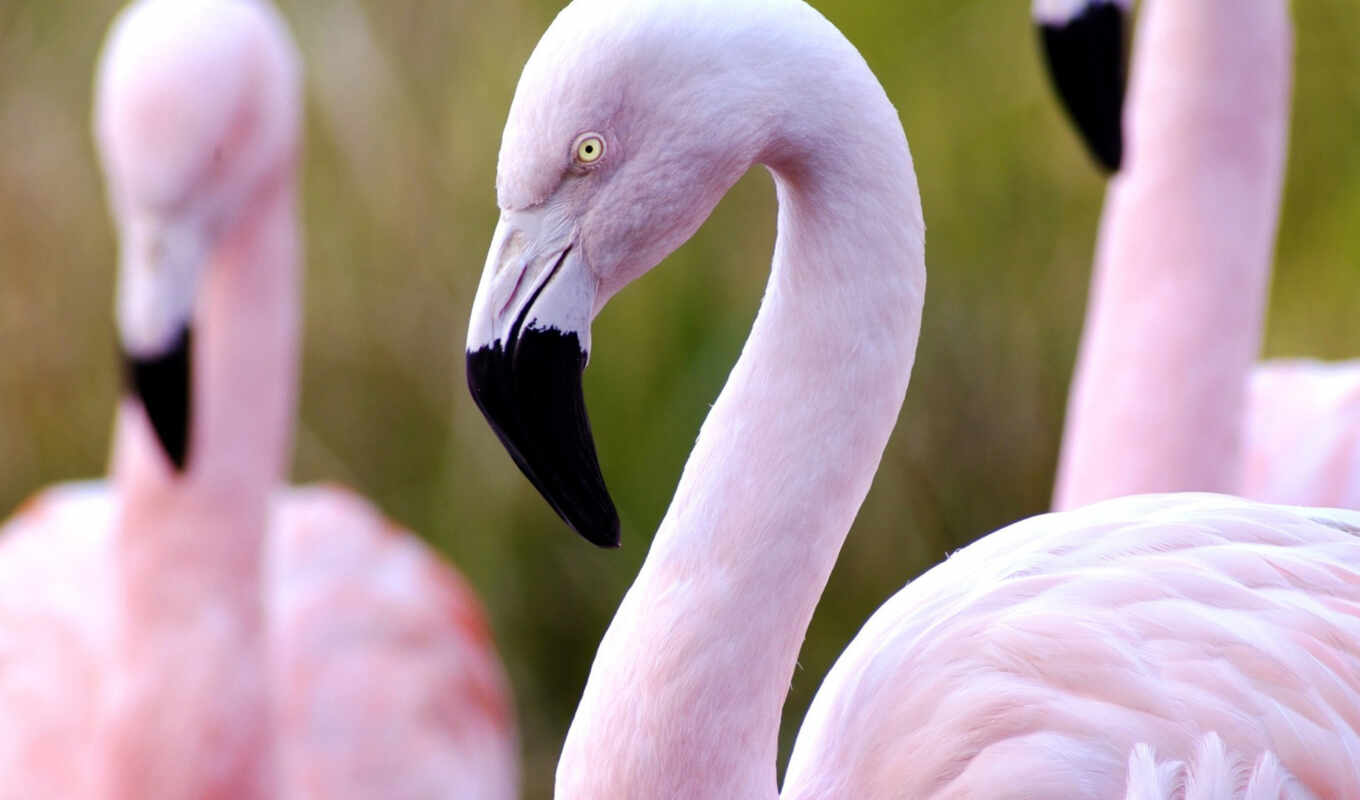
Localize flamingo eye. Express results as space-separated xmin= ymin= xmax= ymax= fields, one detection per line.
xmin=573 ymin=133 xmax=605 ymax=165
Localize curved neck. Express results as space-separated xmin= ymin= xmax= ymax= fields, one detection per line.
xmin=1053 ymin=0 xmax=1292 ymax=509
xmin=102 ymin=174 xmax=298 ymax=799
xmin=556 ymin=57 xmax=924 ymax=799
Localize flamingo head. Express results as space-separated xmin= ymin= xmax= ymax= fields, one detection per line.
xmin=1033 ymin=0 xmax=1128 ymax=172
xmin=94 ymin=0 xmax=300 ymax=471
xmin=466 ymin=0 xmax=824 ymax=546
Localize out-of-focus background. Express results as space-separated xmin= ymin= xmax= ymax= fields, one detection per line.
xmin=1 ymin=0 xmax=1357 ymax=795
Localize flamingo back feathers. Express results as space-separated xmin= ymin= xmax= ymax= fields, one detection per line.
xmin=783 ymin=494 xmax=1360 ymax=799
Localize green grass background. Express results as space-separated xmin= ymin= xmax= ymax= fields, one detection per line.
xmin=1 ymin=1 xmax=1357 ymax=795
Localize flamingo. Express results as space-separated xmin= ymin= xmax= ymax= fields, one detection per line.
xmin=0 ymin=1 xmax=517 ymax=797
xmin=464 ymin=0 xmax=1360 ymax=796
xmin=1039 ymin=0 xmax=1360 ymax=510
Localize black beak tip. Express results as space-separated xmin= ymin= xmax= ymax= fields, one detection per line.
xmin=1038 ymin=3 xmax=1127 ymax=173
xmin=574 ymin=510 xmax=622 ymax=549
xmin=466 ymin=329 xmax=621 ymax=549
xmin=122 ymin=327 xmax=192 ymax=473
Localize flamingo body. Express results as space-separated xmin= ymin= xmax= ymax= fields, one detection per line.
xmin=269 ymin=486 xmax=516 ymax=800
xmin=0 ymin=482 xmax=518 ymax=800
xmin=785 ymin=493 xmax=1360 ymax=798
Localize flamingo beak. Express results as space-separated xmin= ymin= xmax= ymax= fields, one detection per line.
xmin=1035 ymin=0 xmax=1128 ymax=172
xmin=115 ymin=212 xmax=208 ymax=472
xmin=466 ymin=209 xmax=620 ymax=548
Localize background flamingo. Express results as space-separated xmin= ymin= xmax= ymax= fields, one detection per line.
xmin=0 ymin=1 xmax=516 ymax=797
xmin=1040 ymin=0 xmax=1360 ymax=511
xmin=466 ymin=0 xmax=1360 ymax=796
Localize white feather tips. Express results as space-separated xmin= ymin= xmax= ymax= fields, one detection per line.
xmin=1126 ymin=744 xmax=1183 ymax=800
xmin=1123 ymin=735 xmax=1300 ymax=800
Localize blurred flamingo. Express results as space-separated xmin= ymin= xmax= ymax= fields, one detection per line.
xmin=1039 ymin=0 xmax=1360 ymax=510
xmin=0 ymin=1 xmax=516 ymax=798
xmin=463 ymin=0 xmax=1360 ymax=796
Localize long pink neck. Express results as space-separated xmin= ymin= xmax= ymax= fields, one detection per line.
xmin=102 ymin=175 xmax=298 ymax=799
xmin=1052 ymin=0 xmax=1292 ymax=509
xmin=555 ymin=62 xmax=924 ymax=798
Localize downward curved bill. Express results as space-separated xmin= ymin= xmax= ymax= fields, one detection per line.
xmin=116 ymin=210 xmax=206 ymax=472
xmin=1035 ymin=0 xmax=1129 ymax=172
xmin=466 ymin=209 xmax=620 ymax=547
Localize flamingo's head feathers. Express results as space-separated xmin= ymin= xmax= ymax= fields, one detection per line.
xmin=491 ymin=0 xmax=830 ymax=299
xmin=94 ymin=0 xmax=300 ymax=471
xmin=466 ymin=0 xmax=868 ymax=545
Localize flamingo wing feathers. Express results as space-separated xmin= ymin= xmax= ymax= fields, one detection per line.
xmin=784 ymin=493 xmax=1360 ymax=799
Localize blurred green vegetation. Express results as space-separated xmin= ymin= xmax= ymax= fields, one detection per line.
xmin=1 ymin=0 xmax=1358 ymax=796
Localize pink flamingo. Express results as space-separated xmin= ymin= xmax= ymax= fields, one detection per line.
xmin=465 ymin=0 xmax=1360 ymax=796
xmin=1040 ymin=0 xmax=1360 ymax=510
xmin=0 ymin=1 xmax=517 ymax=797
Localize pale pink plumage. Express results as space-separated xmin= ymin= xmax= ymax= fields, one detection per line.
xmin=1124 ymin=735 xmax=1298 ymax=800
xmin=469 ymin=1 xmax=1360 ymax=798
xmin=0 ymin=484 xmax=516 ymax=799
xmin=784 ymin=494 xmax=1359 ymax=799
xmin=1244 ymin=360 xmax=1360 ymax=509
xmin=0 ymin=1 xmax=516 ymax=797
xmin=1053 ymin=0 xmax=1360 ymax=512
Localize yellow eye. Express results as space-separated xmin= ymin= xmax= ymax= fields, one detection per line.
xmin=574 ymin=134 xmax=605 ymax=164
